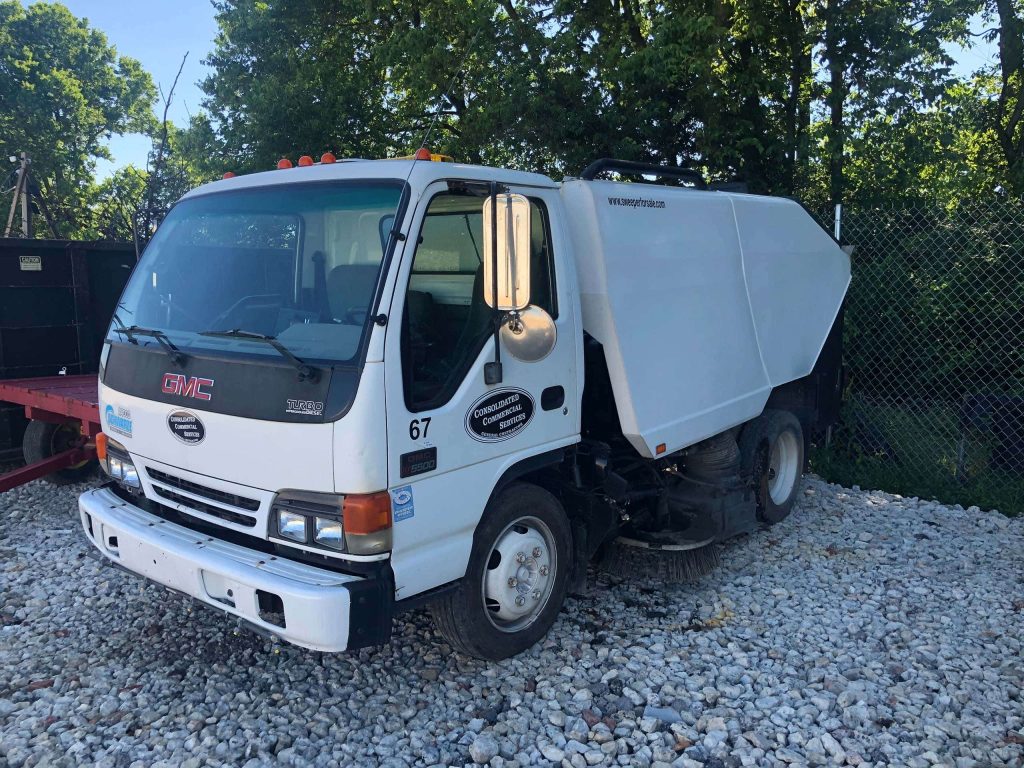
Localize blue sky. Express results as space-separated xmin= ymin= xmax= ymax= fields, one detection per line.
xmin=45 ymin=1 xmax=1001 ymax=176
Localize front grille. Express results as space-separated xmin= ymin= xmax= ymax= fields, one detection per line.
xmin=151 ymin=485 xmax=257 ymax=528
xmin=146 ymin=468 xmax=260 ymax=511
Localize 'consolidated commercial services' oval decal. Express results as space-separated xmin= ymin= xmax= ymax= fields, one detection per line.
xmin=167 ymin=410 xmax=206 ymax=445
xmin=465 ymin=388 xmax=535 ymax=443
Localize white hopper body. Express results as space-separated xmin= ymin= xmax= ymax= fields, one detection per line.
xmin=559 ymin=179 xmax=850 ymax=458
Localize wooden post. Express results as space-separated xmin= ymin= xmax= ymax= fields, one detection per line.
xmin=3 ymin=153 xmax=32 ymax=238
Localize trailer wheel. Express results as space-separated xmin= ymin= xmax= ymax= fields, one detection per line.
xmin=429 ymin=482 xmax=572 ymax=660
xmin=739 ymin=409 xmax=804 ymax=524
xmin=22 ymin=420 xmax=95 ymax=485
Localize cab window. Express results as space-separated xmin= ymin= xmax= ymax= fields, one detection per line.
xmin=402 ymin=191 xmax=556 ymax=410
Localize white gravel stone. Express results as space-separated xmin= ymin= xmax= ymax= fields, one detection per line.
xmin=468 ymin=734 xmax=499 ymax=763
xmin=1 ymin=476 xmax=1023 ymax=768
xmin=540 ymin=744 xmax=565 ymax=761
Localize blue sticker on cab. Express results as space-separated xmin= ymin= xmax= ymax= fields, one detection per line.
xmin=391 ymin=485 xmax=414 ymax=522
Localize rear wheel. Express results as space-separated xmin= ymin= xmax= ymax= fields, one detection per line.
xmin=739 ymin=409 xmax=804 ymax=524
xmin=430 ymin=482 xmax=572 ymax=660
xmin=22 ymin=420 xmax=96 ymax=485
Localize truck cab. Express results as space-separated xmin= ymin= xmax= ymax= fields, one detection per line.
xmin=80 ymin=155 xmax=848 ymax=659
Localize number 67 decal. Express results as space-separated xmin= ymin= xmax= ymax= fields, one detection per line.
xmin=409 ymin=417 xmax=431 ymax=440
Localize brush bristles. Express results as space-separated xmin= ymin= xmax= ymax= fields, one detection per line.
xmin=598 ymin=539 xmax=721 ymax=583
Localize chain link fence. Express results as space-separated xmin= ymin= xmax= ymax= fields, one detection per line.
xmin=810 ymin=199 xmax=1024 ymax=515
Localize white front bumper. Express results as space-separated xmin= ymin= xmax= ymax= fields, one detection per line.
xmin=79 ymin=486 xmax=366 ymax=652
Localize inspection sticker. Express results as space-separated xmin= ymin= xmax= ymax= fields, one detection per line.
xmin=391 ymin=485 xmax=415 ymax=522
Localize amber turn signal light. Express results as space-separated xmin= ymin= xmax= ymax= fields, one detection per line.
xmin=343 ymin=492 xmax=392 ymax=534
xmin=343 ymin=492 xmax=393 ymax=555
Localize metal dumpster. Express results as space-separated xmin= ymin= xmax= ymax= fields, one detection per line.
xmin=0 ymin=239 xmax=135 ymax=454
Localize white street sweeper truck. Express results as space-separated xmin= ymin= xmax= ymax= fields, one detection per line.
xmin=79 ymin=153 xmax=849 ymax=659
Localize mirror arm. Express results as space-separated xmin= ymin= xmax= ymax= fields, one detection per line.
xmin=484 ymin=180 xmax=503 ymax=386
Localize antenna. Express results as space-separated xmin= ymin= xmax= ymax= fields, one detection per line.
xmin=390 ymin=2 xmax=488 ymax=233
xmin=414 ymin=5 xmax=487 ymax=154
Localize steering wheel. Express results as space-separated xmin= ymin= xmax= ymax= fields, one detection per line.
xmin=209 ymin=293 xmax=283 ymax=330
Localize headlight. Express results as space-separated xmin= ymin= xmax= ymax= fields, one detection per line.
xmin=314 ymin=517 xmax=343 ymax=550
xmin=277 ymin=510 xmax=307 ymax=543
xmin=107 ymin=456 xmax=124 ymax=480
xmin=121 ymin=464 xmax=141 ymax=489
xmin=269 ymin=490 xmax=392 ymax=556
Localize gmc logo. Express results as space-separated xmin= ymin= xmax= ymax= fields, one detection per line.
xmin=162 ymin=373 xmax=214 ymax=401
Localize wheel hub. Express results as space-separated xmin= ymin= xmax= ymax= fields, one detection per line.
xmin=482 ymin=517 xmax=556 ymax=632
xmin=768 ymin=430 xmax=800 ymax=505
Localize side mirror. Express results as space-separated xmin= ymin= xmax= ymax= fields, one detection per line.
xmin=482 ymin=193 xmax=531 ymax=311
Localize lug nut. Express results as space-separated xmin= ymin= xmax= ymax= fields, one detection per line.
xmin=507 ymin=577 xmax=518 ymax=587
xmin=532 ymin=589 xmax=541 ymax=599
xmin=515 ymin=552 xmax=526 ymax=563
xmin=539 ymin=565 xmax=549 ymax=576
xmin=515 ymin=596 xmax=526 ymax=606
xmin=532 ymin=547 xmax=542 ymax=558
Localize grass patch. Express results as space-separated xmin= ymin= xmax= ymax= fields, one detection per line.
xmin=811 ymin=397 xmax=1024 ymax=515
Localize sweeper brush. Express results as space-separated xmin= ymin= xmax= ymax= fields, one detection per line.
xmin=597 ymin=532 xmax=721 ymax=583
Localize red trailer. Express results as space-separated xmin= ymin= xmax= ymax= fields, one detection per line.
xmin=0 ymin=374 xmax=100 ymax=492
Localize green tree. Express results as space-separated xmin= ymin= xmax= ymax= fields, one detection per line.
xmin=88 ymin=164 xmax=147 ymax=241
xmin=829 ymin=77 xmax=1004 ymax=208
xmin=192 ymin=0 xmax=996 ymax=206
xmin=965 ymin=0 xmax=1024 ymax=194
xmin=816 ymin=0 xmax=969 ymax=208
xmin=0 ymin=1 xmax=156 ymax=237
xmin=200 ymin=0 xmax=394 ymax=173
xmin=376 ymin=0 xmax=603 ymax=173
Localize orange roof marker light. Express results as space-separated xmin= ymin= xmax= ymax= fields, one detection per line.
xmin=277 ymin=158 xmax=293 ymax=169
xmin=297 ymin=155 xmax=314 ymax=167
xmin=320 ymin=152 xmax=337 ymax=164
xmin=393 ymin=149 xmax=456 ymax=163
xmin=222 ymin=171 xmax=236 ymax=179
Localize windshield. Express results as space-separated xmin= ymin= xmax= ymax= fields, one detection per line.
xmin=111 ymin=181 xmax=404 ymax=365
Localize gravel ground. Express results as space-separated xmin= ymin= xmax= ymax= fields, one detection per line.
xmin=1 ymin=476 xmax=1023 ymax=768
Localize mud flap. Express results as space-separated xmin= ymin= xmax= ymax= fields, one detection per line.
xmin=345 ymin=567 xmax=395 ymax=650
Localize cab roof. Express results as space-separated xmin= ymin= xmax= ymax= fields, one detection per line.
xmin=180 ymin=159 xmax=559 ymax=202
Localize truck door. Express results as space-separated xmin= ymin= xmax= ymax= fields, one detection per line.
xmin=382 ymin=180 xmax=579 ymax=598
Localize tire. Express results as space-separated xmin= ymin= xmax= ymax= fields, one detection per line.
xmin=22 ymin=420 xmax=96 ymax=485
xmin=429 ymin=482 xmax=572 ymax=660
xmin=738 ymin=409 xmax=804 ymax=524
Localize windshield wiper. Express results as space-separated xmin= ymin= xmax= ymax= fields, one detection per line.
xmin=112 ymin=324 xmax=186 ymax=367
xmin=199 ymin=329 xmax=320 ymax=382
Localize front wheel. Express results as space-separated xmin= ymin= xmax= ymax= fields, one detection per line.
xmin=429 ymin=482 xmax=572 ymax=660
xmin=739 ymin=409 xmax=804 ymax=524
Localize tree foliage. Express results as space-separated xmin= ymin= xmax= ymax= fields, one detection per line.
xmin=971 ymin=0 xmax=1024 ymax=194
xmin=3 ymin=0 xmax=1021 ymax=239
xmin=0 ymin=1 xmax=156 ymax=238
xmin=186 ymin=0 xmax=1014 ymax=206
